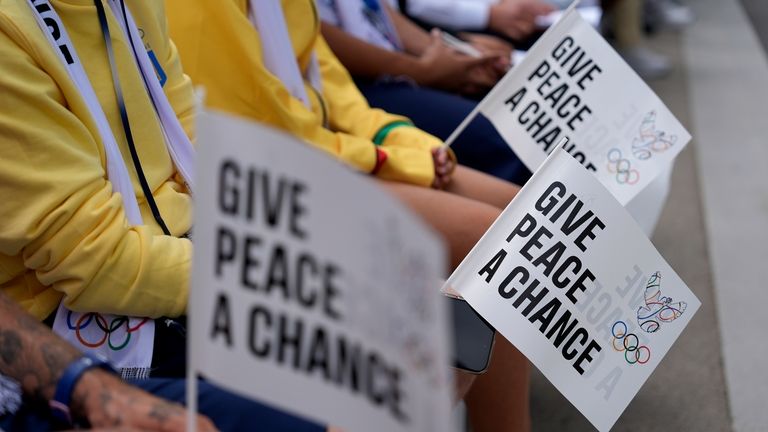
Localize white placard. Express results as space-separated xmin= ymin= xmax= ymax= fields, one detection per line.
xmin=188 ymin=111 xmax=455 ymax=432
xmin=445 ymin=145 xmax=700 ymax=431
xmin=477 ymin=7 xmax=690 ymax=205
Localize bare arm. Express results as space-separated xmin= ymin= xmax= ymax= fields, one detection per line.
xmin=0 ymin=292 xmax=80 ymax=404
xmin=0 ymin=293 xmax=215 ymax=431
xmin=386 ymin=4 xmax=511 ymax=87
xmin=384 ymin=3 xmax=432 ymax=55
xmin=320 ymin=22 xmax=424 ymax=80
xmin=320 ymin=23 xmax=498 ymax=94
xmin=488 ymin=0 xmax=554 ymax=40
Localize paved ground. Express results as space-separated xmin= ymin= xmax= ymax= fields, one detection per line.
xmin=684 ymin=0 xmax=768 ymax=429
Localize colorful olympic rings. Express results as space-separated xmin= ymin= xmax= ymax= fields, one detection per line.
xmin=67 ymin=311 xmax=150 ymax=351
xmin=75 ymin=312 xmax=108 ymax=348
xmin=611 ymin=320 xmax=651 ymax=365
xmin=606 ymin=149 xmax=640 ymax=185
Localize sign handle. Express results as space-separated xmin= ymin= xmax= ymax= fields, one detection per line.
xmin=443 ymin=104 xmax=481 ymax=147
xmin=186 ymin=333 xmax=198 ymax=431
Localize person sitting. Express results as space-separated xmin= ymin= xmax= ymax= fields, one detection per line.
xmin=319 ymin=0 xmax=532 ymax=184
xmin=0 ymin=0 xmax=523 ymax=429
xmin=165 ymin=1 xmax=531 ymax=430
xmin=0 ymin=291 xmax=323 ymax=431
xmin=0 ymin=0 xmax=191 ymax=378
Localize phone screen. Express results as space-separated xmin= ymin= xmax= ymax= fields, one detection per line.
xmin=447 ymin=297 xmax=495 ymax=373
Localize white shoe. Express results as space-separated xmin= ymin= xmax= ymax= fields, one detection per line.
xmin=647 ymin=0 xmax=694 ymax=30
xmin=619 ymin=47 xmax=672 ymax=80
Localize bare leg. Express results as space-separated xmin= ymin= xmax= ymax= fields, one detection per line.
xmin=443 ymin=167 xmax=530 ymax=430
xmin=379 ymin=180 xmax=501 ymax=269
xmin=454 ymin=369 xmax=477 ymax=402
xmin=380 ymin=177 xmax=530 ymax=431
xmin=379 ymin=166 xmax=520 ymax=267
xmin=444 ymin=165 xmax=521 ymax=210
xmin=466 ymin=336 xmax=531 ymax=432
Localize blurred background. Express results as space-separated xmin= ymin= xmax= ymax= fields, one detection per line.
xmin=528 ymin=0 xmax=768 ymax=430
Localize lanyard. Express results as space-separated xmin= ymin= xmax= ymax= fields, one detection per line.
xmin=361 ymin=0 xmax=403 ymax=50
xmin=326 ymin=0 xmax=402 ymax=51
xmin=26 ymin=0 xmax=144 ymax=226
xmin=105 ymin=0 xmax=196 ymax=193
xmin=94 ymin=0 xmax=169 ymax=234
xmin=25 ymin=0 xmax=196 ymax=232
xmin=26 ymin=0 xmax=178 ymax=379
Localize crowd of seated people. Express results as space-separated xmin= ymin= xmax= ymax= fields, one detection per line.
xmin=0 ymin=0 xmax=687 ymax=430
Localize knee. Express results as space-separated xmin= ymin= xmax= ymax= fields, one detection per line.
xmin=454 ymin=369 xmax=478 ymax=402
xmin=447 ymin=201 xmax=501 ymax=268
xmin=493 ymin=336 xmax=530 ymax=377
xmin=465 ymin=201 xmax=502 ymax=240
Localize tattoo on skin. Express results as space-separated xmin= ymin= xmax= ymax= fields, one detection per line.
xmin=0 ymin=294 xmax=186 ymax=428
xmin=0 ymin=293 xmax=80 ymax=404
xmin=0 ymin=294 xmax=189 ymax=429
xmin=42 ymin=344 xmax=73 ymax=377
xmin=70 ymin=374 xmax=120 ymax=426
xmin=0 ymin=330 xmax=22 ymax=365
xmin=148 ymin=402 xmax=172 ymax=424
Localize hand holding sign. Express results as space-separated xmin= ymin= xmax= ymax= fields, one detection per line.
xmin=448 ymin=5 xmax=691 ymax=206
xmin=432 ymin=147 xmax=456 ymax=189
xmin=189 ymin=111 xmax=455 ymax=432
xmin=445 ymin=143 xmax=700 ymax=431
xmin=417 ymin=30 xmax=499 ymax=94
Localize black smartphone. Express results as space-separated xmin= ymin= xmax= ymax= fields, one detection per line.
xmin=446 ymin=296 xmax=496 ymax=374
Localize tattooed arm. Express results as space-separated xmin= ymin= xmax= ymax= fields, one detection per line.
xmin=0 ymin=293 xmax=216 ymax=431
xmin=0 ymin=292 xmax=79 ymax=405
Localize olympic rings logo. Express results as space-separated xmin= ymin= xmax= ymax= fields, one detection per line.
xmin=611 ymin=321 xmax=651 ymax=365
xmin=66 ymin=311 xmax=149 ymax=351
xmin=606 ymin=149 xmax=640 ymax=185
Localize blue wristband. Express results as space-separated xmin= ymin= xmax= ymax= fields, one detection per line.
xmin=50 ymin=353 xmax=117 ymax=424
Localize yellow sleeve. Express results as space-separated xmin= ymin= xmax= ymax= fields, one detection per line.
xmin=314 ymin=36 xmax=445 ymax=185
xmin=167 ymin=0 xmax=378 ymax=174
xmin=0 ymin=27 xmax=189 ymax=319
xmin=313 ymin=36 xmax=403 ymax=140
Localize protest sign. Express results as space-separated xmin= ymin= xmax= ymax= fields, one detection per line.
xmin=444 ymin=144 xmax=700 ymax=431
xmin=187 ymin=111 xmax=455 ymax=432
xmin=447 ymin=6 xmax=690 ymax=205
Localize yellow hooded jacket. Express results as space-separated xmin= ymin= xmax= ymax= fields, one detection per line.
xmin=0 ymin=0 xmax=194 ymax=320
xmin=166 ymin=0 xmax=444 ymax=187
